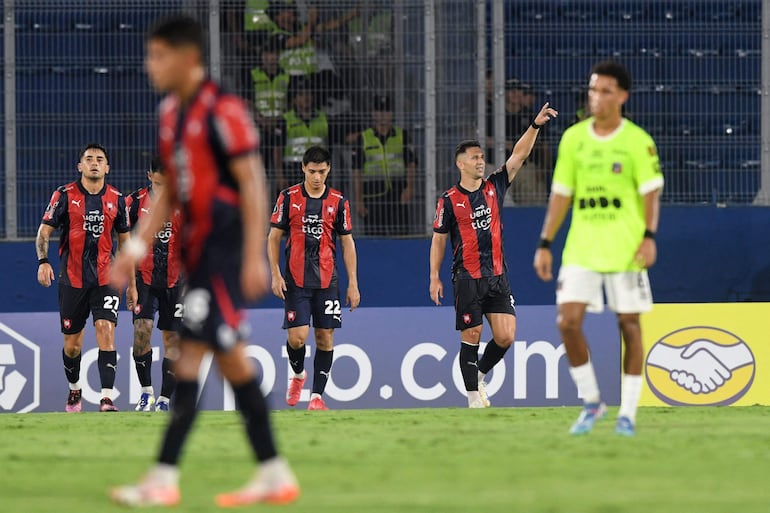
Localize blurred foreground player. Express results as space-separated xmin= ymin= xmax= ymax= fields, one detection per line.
xmin=111 ymin=15 xmax=298 ymax=507
xmin=125 ymin=155 xmax=183 ymax=412
xmin=36 ymin=143 xmax=132 ymax=412
xmin=534 ymin=61 xmax=663 ymax=436
xmin=430 ymin=104 xmax=557 ymax=408
xmin=268 ymin=146 xmax=360 ymax=411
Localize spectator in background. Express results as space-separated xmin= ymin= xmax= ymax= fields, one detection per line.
xmin=352 ymin=95 xmax=416 ymax=237
xmin=502 ymin=78 xmax=550 ymax=205
xmin=270 ymin=2 xmax=318 ymax=77
xmin=252 ymin=36 xmax=290 ymax=203
xmin=273 ymin=76 xmax=328 ymax=192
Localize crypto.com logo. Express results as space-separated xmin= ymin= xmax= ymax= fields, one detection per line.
xmin=0 ymin=322 xmax=41 ymax=413
xmin=645 ymin=326 xmax=755 ymax=406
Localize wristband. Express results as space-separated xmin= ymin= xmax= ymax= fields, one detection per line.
xmin=538 ymin=238 xmax=551 ymax=249
xmin=123 ymin=237 xmax=149 ymax=261
xmin=531 ymin=119 xmax=543 ymax=130
xmin=643 ymin=229 xmax=656 ymax=240
xmin=38 ymin=257 xmax=49 ymax=266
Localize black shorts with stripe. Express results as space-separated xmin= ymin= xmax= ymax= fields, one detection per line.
xmin=453 ymin=274 xmax=516 ymax=331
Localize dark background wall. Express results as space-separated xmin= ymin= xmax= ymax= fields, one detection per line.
xmin=2 ymin=206 xmax=768 ymax=313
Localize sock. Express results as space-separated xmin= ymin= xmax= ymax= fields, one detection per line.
xmin=160 ymin=358 xmax=177 ymax=400
xmin=232 ymin=378 xmax=278 ymax=462
xmin=97 ymin=350 xmax=117 ymax=391
xmin=459 ymin=342 xmax=479 ymax=392
xmin=158 ymin=380 xmax=199 ymax=465
xmin=101 ymin=388 xmax=113 ymax=400
xmin=62 ymin=349 xmax=81 ymax=385
xmin=312 ymin=349 xmax=334 ymax=396
xmin=133 ymin=351 xmax=153 ymax=387
xmin=618 ymin=374 xmax=643 ymax=423
xmin=467 ymin=390 xmax=481 ymax=405
xmin=286 ymin=342 xmax=306 ymax=375
xmin=478 ymin=339 xmax=510 ymax=374
xmin=569 ymin=360 xmax=601 ymax=404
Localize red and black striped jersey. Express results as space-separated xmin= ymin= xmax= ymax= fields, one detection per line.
xmin=270 ymin=184 xmax=352 ymax=289
xmin=42 ymin=180 xmax=130 ymax=288
xmin=157 ymin=79 xmax=260 ymax=274
xmin=433 ymin=167 xmax=511 ymax=280
xmin=126 ymin=185 xmax=183 ymax=289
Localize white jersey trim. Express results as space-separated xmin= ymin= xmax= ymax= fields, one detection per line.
xmin=588 ymin=118 xmax=626 ymax=142
xmin=551 ymin=181 xmax=574 ymax=197
xmin=638 ymin=175 xmax=665 ymax=195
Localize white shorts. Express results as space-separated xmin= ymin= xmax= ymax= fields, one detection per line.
xmin=556 ymin=265 xmax=653 ymax=314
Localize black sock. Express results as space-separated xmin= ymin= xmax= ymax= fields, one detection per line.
xmin=133 ymin=351 xmax=153 ymax=387
xmin=158 ymin=380 xmax=199 ymax=465
xmin=233 ymin=378 xmax=278 ymax=462
xmin=286 ymin=341 xmax=306 ymax=375
xmin=97 ymin=350 xmax=117 ymax=390
xmin=459 ymin=342 xmax=479 ymax=392
xmin=312 ymin=349 xmax=334 ymax=396
xmin=62 ymin=349 xmax=81 ymax=384
xmin=160 ymin=358 xmax=177 ymax=399
xmin=478 ymin=339 xmax=510 ymax=375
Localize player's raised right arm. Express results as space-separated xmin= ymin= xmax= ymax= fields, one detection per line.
xmin=36 ymin=224 xmax=56 ymax=287
xmin=429 ymin=232 xmax=448 ymax=305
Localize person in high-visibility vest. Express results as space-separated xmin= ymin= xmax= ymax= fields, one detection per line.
xmin=352 ymin=95 xmax=417 ymax=236
xmin=269 ymin=3 xmax=317 ymax=77
xmin=251 ymin=37 xmax=290 ymax=120
xmin=272 ymin=77 xmax=329 ymax=192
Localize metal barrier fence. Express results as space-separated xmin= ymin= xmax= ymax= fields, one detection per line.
xmin=1 ymin=0 xmax=766 ymax=240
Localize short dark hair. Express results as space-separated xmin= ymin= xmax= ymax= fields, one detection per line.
xmin=146 ymin=14 xmax=205 ymax=54
xmin=590 ymin=60 xmax=632 ymax=91
xmin=80 ymin=143 xmax=109 ymax=163
xmin=302 ymin=146 xmax=331 ymax=166
xmin=454 ymin=140 xmax=481 ymax=160
xmin=150 ymin=154 xmax=164 ymax=174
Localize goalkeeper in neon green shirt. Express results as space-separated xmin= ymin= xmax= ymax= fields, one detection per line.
xmin=534 ymin=61 xmax=663 ymax=437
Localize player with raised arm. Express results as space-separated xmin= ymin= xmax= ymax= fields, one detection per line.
xmin=430 ymin=103 xmax=557 ymax=408
xmin=125 ymin=155 xmax=183 ymax=412
xmin=533 ymin=61 xmax=663 ymax=436
xmin=36 ymin=143 xmax=133 ymax=412
xmin=110 ymin=15 xmax=298 ymax=507
xmin=268 ymin=145 xmax=360 ymax=411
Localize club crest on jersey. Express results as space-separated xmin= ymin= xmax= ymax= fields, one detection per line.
xmin=63 ymin=319 xmax=71 ymax=329
xmin=488 ymin=189 xmax=495 ymax=196
xmin=107 ymin=202 xmax=114 ymax=211
xmin=612 ymin=162 xmax=623 ymax=174
xmin=287 ymin=311 xmax=296 ymax=322
xmin=462 ymin=313 xmax=472 ymax=325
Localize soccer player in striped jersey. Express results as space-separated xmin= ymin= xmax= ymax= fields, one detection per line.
xmin=36 ymin=143 xmax=132 ymax=412
xmin=125 ymin=155 xmax=183 ymax=412
xmin=268 ymin=145 xmax=360 ymax=411
xmin=430 ymin=103 xmax=557 ymax=408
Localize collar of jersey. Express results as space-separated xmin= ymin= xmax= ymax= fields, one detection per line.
xmin=76 ymin=179 xmax=107 ymax=196
xmin=455 ymin=180 xmax=484 ymax=195
xmin=301 ymin=183 xmax=329 ymax=199
xmin=588 ymin=117 xmax=626 ymax=142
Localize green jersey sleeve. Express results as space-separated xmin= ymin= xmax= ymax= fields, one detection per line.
xmin=633 ymin=130 xmax=665 ymax=195
xmin=551 ymin=127 xmax=577 ymax=197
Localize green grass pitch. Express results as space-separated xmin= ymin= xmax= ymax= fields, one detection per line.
xmin=1 ymin=406 xmax=769 ymax=512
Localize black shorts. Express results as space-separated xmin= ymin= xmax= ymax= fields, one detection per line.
xmin=58 ymin=284 xmax=120 ymax=334
xmin=283 ymin=283 xmax=342 ymax=330
xmin=453 ymin=275 xmax=516 ymax=331
xmin=132 ymin=276 xmax=184 ymax=331
xmin=178 ymin=257 xmax=250 ymax=352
